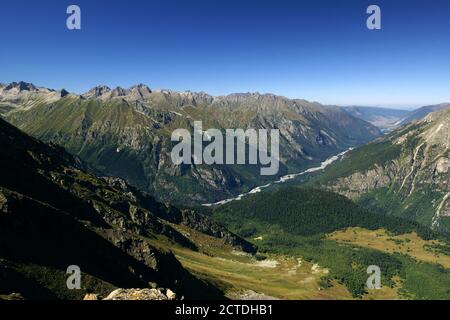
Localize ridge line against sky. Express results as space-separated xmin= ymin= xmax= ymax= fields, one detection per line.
xmin=1 ymin=0 xmax=450 ymax=108
xmin=0 ymin=80 xmax=434 ymax=110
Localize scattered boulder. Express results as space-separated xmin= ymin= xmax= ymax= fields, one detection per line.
xmin=166 ymin=289 xmax=176 ymax=300
xmin=83 ymin=293 xmax=99 ymax=300
xmin=103 ymin=288 xmax=176 ymax=300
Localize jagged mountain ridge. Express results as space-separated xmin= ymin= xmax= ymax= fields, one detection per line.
xmin=0 ymin=117 xmax=254 ymax=299
xmin=82 ymin=84 xmax=153 ymax=100
xmin=312 ymin=107 xmax=450 ymax=232
xmin=1 ymin=81 xmax=381 ymax=204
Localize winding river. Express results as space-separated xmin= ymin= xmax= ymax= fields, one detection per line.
xmin=202 ymin=148 xmax=353 ymax=207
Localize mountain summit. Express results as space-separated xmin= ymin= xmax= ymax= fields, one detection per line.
xmin=4 ymin=81 xmax=38 ymax=92
xmin=82 ymin=85 xmax=112 ymax=99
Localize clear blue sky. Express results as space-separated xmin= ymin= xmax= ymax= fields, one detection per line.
xmin=1 ymin=0 xmax=449 ymax=107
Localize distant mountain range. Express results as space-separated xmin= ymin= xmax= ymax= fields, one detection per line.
xmin=393 ymin=103 xmax=450 ymax=127
xmin=342 ymin=106 xmax=410 ymax=131
xmin=341 ymin=104 xmax=450 ymax=132
xmin=0 ymin=81 xmax=381 ymax=205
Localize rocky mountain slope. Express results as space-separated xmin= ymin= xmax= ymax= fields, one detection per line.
xmin=0 ymin=117 xmax=254 ymax=300
xmin=0 ymin=81 xmax=381 ymax=205
xmin=312 ymin=107 xmax=450 ymax=232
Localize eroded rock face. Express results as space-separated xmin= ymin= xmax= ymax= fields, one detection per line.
xmin=441 ymin=199 xmax=450 ymax=217
xmin=436 ymin=157 xmax=449 ymax=174
xmin=178 ymin=210 xmax=257 ymax=254
xmin=325 ymin=163 xmax=395 ymax=200
xmin=99 ymin=177 xmax=255 ymax=253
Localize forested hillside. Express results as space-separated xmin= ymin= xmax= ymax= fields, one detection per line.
xmin=310 ymin=107 xmax=450 ymax=233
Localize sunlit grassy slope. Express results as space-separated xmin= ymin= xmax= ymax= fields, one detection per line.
xmin=329 ymin=228 xmax=450 ymax=268
xmin=154 ymin=224 xmax=404 ymax=300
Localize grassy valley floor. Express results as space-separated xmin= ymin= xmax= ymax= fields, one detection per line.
xmin=150 ymin=224 xmax=409 ymax=300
